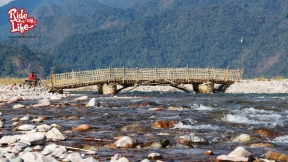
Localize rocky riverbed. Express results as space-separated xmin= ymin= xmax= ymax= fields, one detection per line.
xmin=0 ymin=80 xmax=287 ymax=162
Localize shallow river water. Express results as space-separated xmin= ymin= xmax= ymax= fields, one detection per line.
xmin=2 ymin=92 xmax=288 ymax=161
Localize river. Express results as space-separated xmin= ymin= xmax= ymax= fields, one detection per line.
xmin=2 ymin=92 xmax=288 ymax=161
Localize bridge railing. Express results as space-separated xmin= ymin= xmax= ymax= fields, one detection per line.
xmin=50 ymin=67 xmax=243 ymax=88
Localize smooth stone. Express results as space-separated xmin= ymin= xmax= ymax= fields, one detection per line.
xmin=176 ymin=135 xmax=208 ymax=144
xmin=33 ymin=145 xmax=42 ymax=151
xmin=41 ymin=144 xmax=56 ymax=155
xmin=80 ymin=157 xmax=98 ymax=162
xmin=0 ymin=136 xmax=18 ymax=144
xmin=73 ymin=124 xmax=91 ymax=131
xmin=265 ymin=151 xmax=288 ymax=161
xmin=12 ymin=104 xmax=25 ymax=109
xmin=51 ymin=146 xmax=66 ymax=157
xmin=21 ymin=152 xmax=58 ymax=162
xmin=86 ymin=98 xmax=97 ymax=107
xmin=148 ymin=153 xmax=163 ymax=160
xmin=50 ymin=95 xmax=62 ymax=100
xmin=74 ymin=96 xmax=88 ymax=101
xmin=46 ymin=128 xmax=65 ymax=140
xmin=59 ymin=153 xmax=68 ymax=159
xmin=110 ymin=154 xmax=129 ymax=162
xmin=4 ymin=153 xmax=16 ymax=159
xmin=8 ymin=156 xmax=23 ymax=162
xmin=7 ymin=96 xmax=23 ymax=104
xmin=215 ymin=155 xmax=249 ymax=162
xmin=33 ymin=98 xmax=51 ymax=107
xmin=233 ymin=134 xmax=251 ymax=142
xmin=12 ymin=142 xmax=30 ymax=150
xmin=140 ymin=159 xmax=150 ymax=162
xmin=0 ymin=157 xmax=9 ymax=162
xmin=228 ymin=146 xmax=251 ymax=158
xmin=19 ymin=133 xmax=46 ymax=145
xmin=17 ymin=125 xmax=35 ymax=131
xmin=115 ymin=136 xmax=134 ymax=148
xmin=36 ymin=124 xmax=51 ymax=132
xmin=65 ymin=152 xmax=83 ymax=162
xmin=19 ymin=115 xmax=30 ymax=121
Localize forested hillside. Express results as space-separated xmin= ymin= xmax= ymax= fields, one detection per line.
xmin=0 ymin=0 xmax=287 ymax=78
xmin=0 ymin=43 xmax=52 ymax=77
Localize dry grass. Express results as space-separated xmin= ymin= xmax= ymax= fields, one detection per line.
xmin=272 ymin=76 xmax=285 ymax=81
xmin=0 ymin=78 xmax=50 ymax=86
xmin=254 ymin=76 xmax=266 ymax=81
xmin=0 ymin=78 xmax=25 ymax=86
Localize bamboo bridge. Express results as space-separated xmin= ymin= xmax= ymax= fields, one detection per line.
xmin=49 ymin=67 xmax=243 ymax=94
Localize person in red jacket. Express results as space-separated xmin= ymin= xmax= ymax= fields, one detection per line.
xmin=28 ymin=71 xmax=37 ymax=87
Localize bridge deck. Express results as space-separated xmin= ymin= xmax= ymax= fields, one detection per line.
xmin=49 ymin=67 xmax=243 ymax=89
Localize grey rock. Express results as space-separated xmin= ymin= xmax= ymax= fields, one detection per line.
xmin=20 ymin=133 xmax=46 ymax=145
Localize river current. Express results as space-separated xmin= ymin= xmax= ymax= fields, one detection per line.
xmin=2 ymin=91 xmax=288 ymax=161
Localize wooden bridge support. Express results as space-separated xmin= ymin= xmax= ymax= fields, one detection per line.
xmin=100 ymin=83 xmax=117 ymax=94
xmin=193 ymin=82 xmax=214 ymax=93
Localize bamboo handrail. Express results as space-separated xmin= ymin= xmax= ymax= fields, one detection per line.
xmin=49 ymin=67 xmax=243 ymax=88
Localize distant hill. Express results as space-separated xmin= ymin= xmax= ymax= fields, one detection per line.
xmin=0 ymin=0 xmax=288 ymax=78
xmin=50 ymin=4 xmax=288 ymax=78
xmin=0 ymin=43 xmax=52 ymax=78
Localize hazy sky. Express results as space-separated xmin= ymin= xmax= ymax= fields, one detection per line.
xmin=0 ymin=0 xmax=13 ymax=7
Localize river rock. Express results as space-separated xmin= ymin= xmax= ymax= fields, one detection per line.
xmin=7 ymin=96 xmax=23 ymax=104
xmin=215 ymin=155 xmax=250 ymax=162
xmin=153 ymin=120 xmax=175 ymax=129
xmin=51 ymin=145 xmax=66 ymax=157
xmin=264 ymin=151 xmax=288 ymax=161
xmin=216 ymin=146 xmax=252 ymax=162
xmin=176 ymin=135 xmax=208 ymax=145
xmin=67 ymin=115 xmax=79 ymax=120
xmin=8 ymin=156 xmax=22 ymax=162
xmin=140 ymin=159 xmax=150 ymax=162
xmin=17 ymin=124 xmax=35 ymax=131
xmin=249 ymin=143 xmax=272 ymax=148
xmin=36 ymin=124 xmax=51 ymax=132
xmin=228 ymin=146 xmax=251 ymax=158
xmin=147 ymin=107 xmax=163 ymax=111
xmin=86 ymin=98 xmax=97 ymax=107
xmin=46 ymin=127 xmax=65 ymax=140
xmin=0 ymin=119 xmax=4 ymax=128
xmin=110 ymin=154 xmax=129 ymax=162
xmin=20 ymin=133 xmax=46 ymax=145
xmin=33 ymin=98 xmax=51 ymax=107
xmin=148 ymin=153 xmax=163 ymax=160
xmin=12 ymin=142 xmax=30 ymax=151
xmin=81 ymin=157 xmax=98 ymax=162
xmin=21 ymin=152 xmax=58 ymax=162
xmin=12 ymin=104 xmax=25 ymax=109
xmin=50 ymin=95 xmax=62 ymax=100
xmin=0 ymin=158 xmax=9 ymax=162
xmin=41 ymin=144 xmax=58 ymax=155
xmin=0 ymin=135 xmax=18 ymax=144
xmin=167 ymin=106 xmax=184 ymax=111
xmin=33 ymin=145 xmax=42 ymax=151
xmin=4 ymin=153 xmax=16 ymax=159
xmin=0 ymin=102 xmax=6 ymax=107
xmin=64 ymin=152 xmax=83 ymax=162
xmin=74 ymin=96 xmax=88 ymax=101
xmin=255 ymin=129 xmax=282 ymax=140
xmin=120 ymin=123 xmax=143 ymax=132
xmin=19 ymin=114 xmax=30 ymax=121
xmin=115 ymin=136 xmax=135 ymax=148
xmin=73 ymin=124 xmax=91 ymax=131
xmin=233 ymin=134 xmax=251 ymax=142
